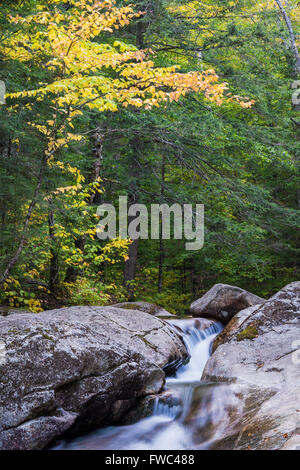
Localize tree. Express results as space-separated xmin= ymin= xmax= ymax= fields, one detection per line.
xmin=0 ymin=0 xmax=233 ymax=287
xmin=1 ymin=0 xmax=298 ymax=313
xmin=275 ymin=0 xmax=300 ymax=77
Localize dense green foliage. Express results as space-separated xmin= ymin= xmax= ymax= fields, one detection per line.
xmin=0 ymin=0 xmax=299 ymax=313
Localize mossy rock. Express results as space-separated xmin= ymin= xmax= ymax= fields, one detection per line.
xmin=237 ymin=325 xmax=259 ymax=342
xmin=110 ymin=301 xmax=175 ymax=317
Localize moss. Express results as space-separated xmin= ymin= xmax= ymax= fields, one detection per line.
xmin=118 ymin=302 xmax=158 ymax=315
xmin=212 ymin=316 xmax=240 ymax=353
xmin=120 ymin=303 xmax=139 ymax=310
xmin=42 ymin=333 xmax=55 ymax=341
xmin=237 ymin=325 xmax=259 ymax=342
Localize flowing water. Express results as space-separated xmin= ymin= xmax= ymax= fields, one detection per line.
xmin=53 ymin=318 xmax=239 ymax=450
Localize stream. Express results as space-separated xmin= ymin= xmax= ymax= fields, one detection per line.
xmin=53 ymin=318 xmax=238 ymax=450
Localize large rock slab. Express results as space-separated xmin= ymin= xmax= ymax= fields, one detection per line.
xmin=190 ymin=283 xmax=264 ymax=324
xmin=202 ymin=282 xmax=300 ymax=450
xmin=0 ymin=306 xmax=187 ymax=450
xmin=112 ymin=301 xmax=176 ymax=318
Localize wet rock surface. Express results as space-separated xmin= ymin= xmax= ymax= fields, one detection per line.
xmin=0 ymin=306 xmax=187 ymax=450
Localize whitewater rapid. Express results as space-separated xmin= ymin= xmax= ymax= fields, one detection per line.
xmin=53 ymin=318 xmax=234 ymax=450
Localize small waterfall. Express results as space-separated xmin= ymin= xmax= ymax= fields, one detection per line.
xmin=167 ymin=319 xmax=223 ymax=382
xmin=153 ymin=319 xmax=223 ymax=423
xmin=153 ymin=396 xmax=181 ymax=420
xmin=52 ymin=318 xmax=240 ymax=451
xmin=170 ymin=319 xmax=223 ymax=355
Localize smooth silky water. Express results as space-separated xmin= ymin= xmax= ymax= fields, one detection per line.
xmin=53 ymin=319 xmax=238 ymax=450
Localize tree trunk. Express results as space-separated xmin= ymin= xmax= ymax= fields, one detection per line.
xmin=89 ymin=126 xmax=104 ymax=205
xmin=124 ymin=237 xmax=139 ymax=301
xmin=0 ymin=152 xmax=49 ymax=286
xmin=64 ymin=237 xmax=85 ymax=283
xmin=122 ymin=17 xmax=147 ymax=299
xmin=48 ymin=199 xmax=59 ymax=292
xmin=158 ymin=236 xmax=164 ymax=294
xmin=64 ymin=127 xmax=104 ymax=284
xmin=275 ymin=1 xmax=300 ymax=211
xmin=136 ymin=20 xmax=145 ymax=49
xmin=123 ymin=133 xmax=142 ymax=300
xmin=275 ymin=0 xmax=300 ymax=78
xmin=158 ymin=155 xmax=166 ymax=293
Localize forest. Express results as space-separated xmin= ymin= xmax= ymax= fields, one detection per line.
xmin=0 ymin=0 xmax=299 ymax=315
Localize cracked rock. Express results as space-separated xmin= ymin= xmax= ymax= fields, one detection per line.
xmin=0 ymin=306 xmax=187 ymax=450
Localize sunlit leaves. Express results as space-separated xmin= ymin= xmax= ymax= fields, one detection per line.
xmin=4 ymin=0 xmax=244 ymax=118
